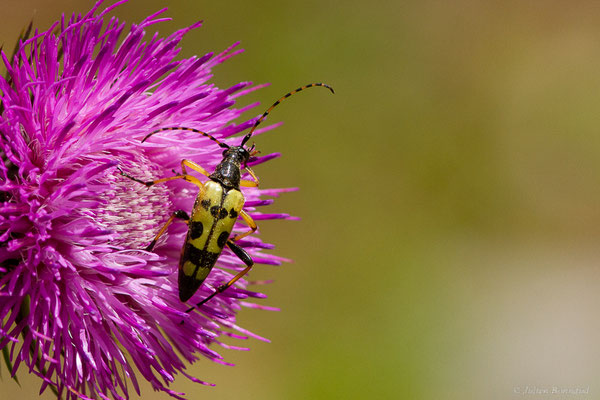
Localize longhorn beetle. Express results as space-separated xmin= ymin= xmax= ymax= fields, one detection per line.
xmin=118 ymin=83 xmax=334 ymax=311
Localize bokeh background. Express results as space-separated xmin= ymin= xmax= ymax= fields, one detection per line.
xmin=2 ymin=1 xmax=600 ymax=399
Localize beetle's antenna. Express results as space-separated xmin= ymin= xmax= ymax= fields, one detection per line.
xmin=241 ymin=82 xmax=334 ymax=146
xmin=142 ymin=127 xmax=230 ymax=149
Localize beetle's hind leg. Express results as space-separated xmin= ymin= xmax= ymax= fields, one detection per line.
xmin=186 ymin=240 xmax=254 ymax=311
xmin=146 ymin=210 xmax=190 ymax=251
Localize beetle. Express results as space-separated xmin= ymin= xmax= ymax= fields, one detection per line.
xmin=118 ymin=82 xmax=334 ymax=311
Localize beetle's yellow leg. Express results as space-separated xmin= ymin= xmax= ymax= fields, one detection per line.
xmin=117 ymin=166 xmax=203 ymax=188
xmin=150 ymin=174 xmax=203 ymax=187
xmin=146 ymin=210 xmax=190 ymax=251
xmin=187 ymin=240 xmax=254 ymax=311
xmin=239 ymin=167 xmax=259 ymax=187
xmin=231 ymin=210 xmax=257 ymax=241
xmin=239 ymin=180 xmax=258 ymax=187
xmin=180 ymin=159 xmax=211 ymax=178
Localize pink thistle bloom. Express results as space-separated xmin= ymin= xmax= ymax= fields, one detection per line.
xmin=0 ymin=2 xmax=296 ymax=399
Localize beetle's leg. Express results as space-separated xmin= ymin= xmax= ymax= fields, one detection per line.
xmin=117 ymin=166 xmax=203 ymax=188
xmin=242 ymin=167 xmax=260 ymax=187
xmin=239 ymin=180 xmax=258 ymax=187
xmin=146 ymin=210 xmax=190 ymax=251
xmin=180 ymin=159 xmax=211 ymax=178
xmin=239 ymin=167 xmax=259 ymax=187
xmin=187 ymin=240 xmax=254 ymax=311
xmin=231 ymin=210 xmax=257 ymax=241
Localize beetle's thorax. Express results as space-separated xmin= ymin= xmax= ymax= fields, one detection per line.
xmin=209 ymin=146 xmax=250 ymax=190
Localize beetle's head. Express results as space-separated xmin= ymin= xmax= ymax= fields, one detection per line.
xmin=223 ymin=145 xmax=250 ymax=165
xmin=222 ymin=142 xmax=259 ymax=166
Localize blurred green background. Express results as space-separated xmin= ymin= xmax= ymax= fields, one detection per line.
xmin=3 ymin=1 xmax=600 ymax=399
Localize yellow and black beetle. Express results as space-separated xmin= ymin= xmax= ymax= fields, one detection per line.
xmin=118 ymin=83 xmax=334 ymax=310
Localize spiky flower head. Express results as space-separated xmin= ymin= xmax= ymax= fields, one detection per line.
xmin=0 ymin=2 xmax=295 ymax=399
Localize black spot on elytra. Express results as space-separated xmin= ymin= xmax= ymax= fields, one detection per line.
xmin=210 ymin=206 xmax=228 ymax=220
xmin=178 ymin=245 xmax=220 ymax=302
xmin=201 ymin=199 xmax=210 ymax=210
xmin=229 ymin=208 xmax=238 ymax=219
xmin=182 ymin=244 xmax=219 ymax=270
xmin=184 ymin=244 xmax=203 ymax=266
xmin=190 ymin=221 xmax=203 ymax=239
xmin=217 ymin=231 xmax=230 ymax=248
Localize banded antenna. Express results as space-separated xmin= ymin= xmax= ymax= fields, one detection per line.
xmin=142 ymin=82 xmax=334 ymax=149
xmin=240 ymin=82 xmax=335 ymax=146
xmin=142 ymin=127 xmax=230 ymax=149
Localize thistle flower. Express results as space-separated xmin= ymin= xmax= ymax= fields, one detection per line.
xmin=0 ymin=2 xmax=295 ymax=399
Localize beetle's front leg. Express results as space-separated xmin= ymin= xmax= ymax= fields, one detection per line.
xmin=180 ymin=159 xmax=211 ymax=178
xmin=239 ymin=167 xmax=259 ymax=187
xmin=117 ymin=165 xmax=203 ymax=188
